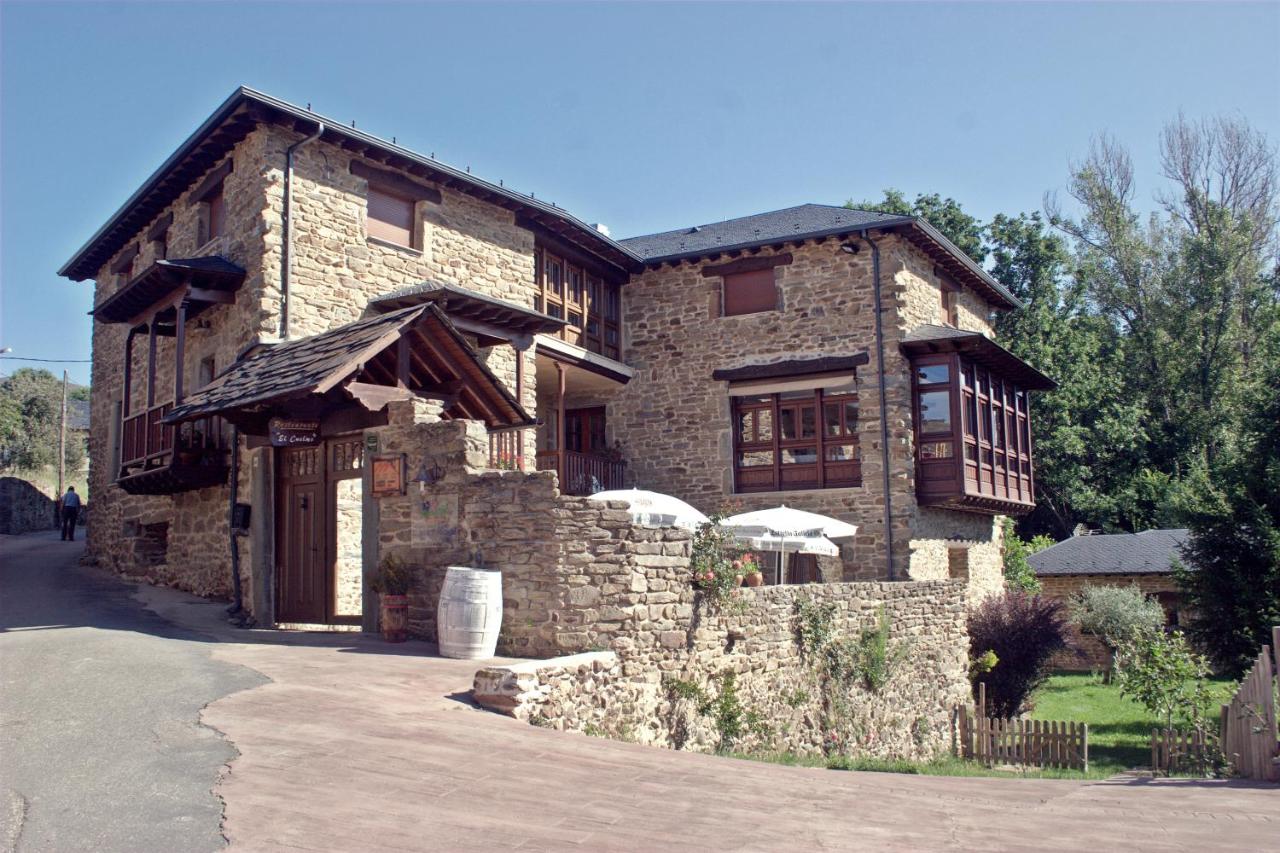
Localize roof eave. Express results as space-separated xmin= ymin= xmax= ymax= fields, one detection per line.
xmin=59 ymin=86 xmax=644 ymax=282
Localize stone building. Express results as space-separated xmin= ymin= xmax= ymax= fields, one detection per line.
xmin=1031 ymin=528 xmax=1188 ymax=671
xmin=59 ymin=86 xmax=1053 ymax=631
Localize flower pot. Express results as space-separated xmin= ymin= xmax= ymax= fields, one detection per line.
xmin=744 ymin=571 xmax=764 ymax=588
xmin=379 ymin=593 xmax=409 ymax=643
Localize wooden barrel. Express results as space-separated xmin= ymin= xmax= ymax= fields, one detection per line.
xmin=379 ymin=594 xmax=408 ymax=643
xmin=437 ymin=567 xmax=502 ymax=659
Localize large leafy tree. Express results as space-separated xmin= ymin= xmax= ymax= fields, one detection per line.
xmin=847 ymin=189 xmax=987 ymax=263
xmin=1175 ymin=339 xmax=1280 ymax=676
xmin=0 ymin=368 xmax=88 ymax=473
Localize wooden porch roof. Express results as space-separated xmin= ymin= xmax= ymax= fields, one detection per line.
xmin=164 ymin=304 xmax=532 ymax=432
xmin=92 ymin=256 xmax=246 ymax=324
xmin=371 ymin=281 xmax=564 ymax=344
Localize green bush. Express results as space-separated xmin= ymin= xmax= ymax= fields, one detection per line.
xmin=1115 ymin=627 xmax=1215 ymax=730
xmin=1070 ymin=584 xmax=1166 ymax=677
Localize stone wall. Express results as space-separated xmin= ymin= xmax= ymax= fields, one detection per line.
xmin=86 ymin=128 xmax=277 ymax=602
xmin=611 ymin=234 xmax=1005 ymax=591
xmin=372 ymin=408 xmax=969 ymax=760
xmin=1039 ymin=572 xmax=1182 ymax=671
xmin=0 ymin=478 xmax=55 ymax=534
xmin=475 ymin=579 xmax=970 ymax=761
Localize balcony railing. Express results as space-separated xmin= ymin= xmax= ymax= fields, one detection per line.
xmin=119 ymin=402 xmax=229 ymax=485
xmin=487 ymin=428 xmax=530 ymax=471
xmin=535 ymin=449 xmax=626 ymax=496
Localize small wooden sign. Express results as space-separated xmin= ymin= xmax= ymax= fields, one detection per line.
xmin=370 ymin=453 xmax=406 ymax=497
xmin=269 ymin=418 xmax=320 ymax=447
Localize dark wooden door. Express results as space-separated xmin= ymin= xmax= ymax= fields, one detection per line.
xmin=277 ymin=446 xmax=328 ymax=623
xmin=565 ymin=407 xmax=606 ymax=454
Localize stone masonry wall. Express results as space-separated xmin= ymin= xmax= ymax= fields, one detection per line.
xmin=82 ymin=124 xmax=544 ymax=616
xmin=611 ymin=234 xmax=1005 ymax=593
xmin=87 ymin=128 xmax=279 ymax=604
xmin=475 ymin=579 xmax=970 ymax=761
xmin=377 ymin=409 xmax=970 ymax=760
xmin=0 ymin=478 xmax=55 ymax=534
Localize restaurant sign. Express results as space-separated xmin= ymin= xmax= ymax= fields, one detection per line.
xmin=269 ymin=418 xmax=320 ymax=447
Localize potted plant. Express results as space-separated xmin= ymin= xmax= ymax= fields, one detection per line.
xmin=740 ymin=553 xmax=764 ymax=587
xmin=370 ymin=553 xmax=414 ymax=643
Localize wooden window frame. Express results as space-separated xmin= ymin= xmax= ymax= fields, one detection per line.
xmin=940 ymin=279 xmax=959 ymax=326
xmin=366 ymin=182 xmax=419 ymax=250
xmin=534 ymin=246 xmax=621 ymax=361
xmin=912 ymin=353 xmax=1036 ymax=507
xmin=721 ymin=268 xmax=779 ymax=317
xmin=731 ymin=386 xmax=861 ymax=493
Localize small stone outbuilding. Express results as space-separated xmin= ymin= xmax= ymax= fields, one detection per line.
xmin=1031 ymin=528 xmax=1188 ymax=671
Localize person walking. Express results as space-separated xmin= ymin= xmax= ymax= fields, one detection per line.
xmin=60 ymin=487 xmax=81 ymax=541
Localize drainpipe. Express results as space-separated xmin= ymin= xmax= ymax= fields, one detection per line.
xmin=226 ymin=424 xmax=243 ymax=619
xmin=860 ymin=230 xmax=896 ymax=581
xmin=280 ymin=121 xmax=324 ymax=340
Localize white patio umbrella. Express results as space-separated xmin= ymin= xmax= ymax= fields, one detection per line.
xmin=721 ymin=505 xmax=859 ymax=541
xmin=588 ymin=488 xmax=710 ymax=531
xmin=721 ymin=505 xmax=857 ymax=584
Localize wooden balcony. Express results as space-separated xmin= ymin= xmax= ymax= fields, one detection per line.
xmin=117 ymin=403 xmax=229 ymax=495
xmin=535 ymin=449 xmax=625 ymax=496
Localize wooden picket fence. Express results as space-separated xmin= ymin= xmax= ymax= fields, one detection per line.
xmin=1150 ymin=726 xmax=1212 ymax=776
xmin=956 ymin=683 xmax=1089 ymax=771
xmin=1218 ymin=626 xmax=1279 ymax=782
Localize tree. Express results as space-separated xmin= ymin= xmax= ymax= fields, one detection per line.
xmin=0 ymin=368 xmax=87 ymax=473
xmin=1070 ymin=584 xmax=1166 ymax=680
xmin=1115 ymin=627 xmax=1215 ymax=731
xmin=1176 ymin=338 xmax=1280 ymax=676
xmin=847 ymin=189 xmax=986 ymax=264
xmin=1001 ymin=517 xmax=1052 ymax=592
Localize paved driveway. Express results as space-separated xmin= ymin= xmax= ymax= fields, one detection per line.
xmin=3 ymin=532 xmax=1276 ymax=852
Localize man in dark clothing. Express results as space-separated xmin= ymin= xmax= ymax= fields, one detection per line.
xmin=60 ymin=487 xmax=81 ymax=541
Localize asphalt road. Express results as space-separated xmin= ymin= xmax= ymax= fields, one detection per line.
xmin=0 ymin=531 xmax=265 ymax=853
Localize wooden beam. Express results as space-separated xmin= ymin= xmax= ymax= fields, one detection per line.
xmin=174 ymin=298 xmax=188 ymax=404
xmin=192 ymin=157 xmax=234 ymax=202
xmin=350 ymin=160 xmax=443 ymax=204
xmin=344 ymin=380 xmax=415 ymax=412
xmin=187 ymin=287 xmax=235 ymax=304
xmin=110 ymin=244 xmax=140 ymax=274
xmin=146 ymin=318 xmax=157 ymax=407
xmin=122 ymin=329 xmax=135 ymax=417
xmin=396 ymin=335 xmax=410 ymax=388
xmin=701 ymin=253 xmax=793 ymax=278
xmin=145 ymin=212 xmax=174 ymax=242
xmin=556 ymin=361 xmax=567 ymax=483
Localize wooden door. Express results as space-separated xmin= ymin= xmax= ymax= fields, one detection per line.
xmin=565 ymin=407 xmax=606 ymax=454
xmin=276 ymin=446 xmax=328 ymax=623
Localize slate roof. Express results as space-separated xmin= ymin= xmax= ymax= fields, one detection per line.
xmin=620 ymin=203 xmax=1020 ymax=309
xmin=371 ymin=281 xmax=564 ymax=337
xmin=1028 ymin=529 xmax=1190 ymax=576
xmin=165 ymin=303 xmax=530 ymax=428
xmin=620 ymin=205 xmax=907 ymax=260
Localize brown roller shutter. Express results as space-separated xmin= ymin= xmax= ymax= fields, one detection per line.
xmin=367 ymin=185 xmax=415 ymax=247
xmin=722 ymin=269 xmax=777 ymax=316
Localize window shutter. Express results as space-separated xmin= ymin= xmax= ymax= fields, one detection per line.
xmin=722 ymin=269 xmax=777 ymax=316
xmin=207 ymin=190 xmax=226 ymax=242
xmin=368 ymin=185 xmax=415 ymax=247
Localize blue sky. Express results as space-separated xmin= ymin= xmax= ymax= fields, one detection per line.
xmin=2 ymin=1 xmax=1277 ymax=386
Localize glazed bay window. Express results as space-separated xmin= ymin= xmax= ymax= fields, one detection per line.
xmin=732 ymin=383 xmax=861 ymax=493
xmin=907 ymin=341 xmax=1053 ymax=514
xmin=534 ymin=246 xmax=621 ymax=360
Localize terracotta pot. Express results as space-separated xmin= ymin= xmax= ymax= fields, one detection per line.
xmin=379 ymin=593 xmax=409 ymax=643
xmin=744 ymin=571 xmax=764 ymax=588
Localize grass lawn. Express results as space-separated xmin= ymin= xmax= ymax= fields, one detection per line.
xmin=1029 ymin=672 xmax=1236 ymax=776
xmin=737 ymin=672 xmax=1235 ymax=781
